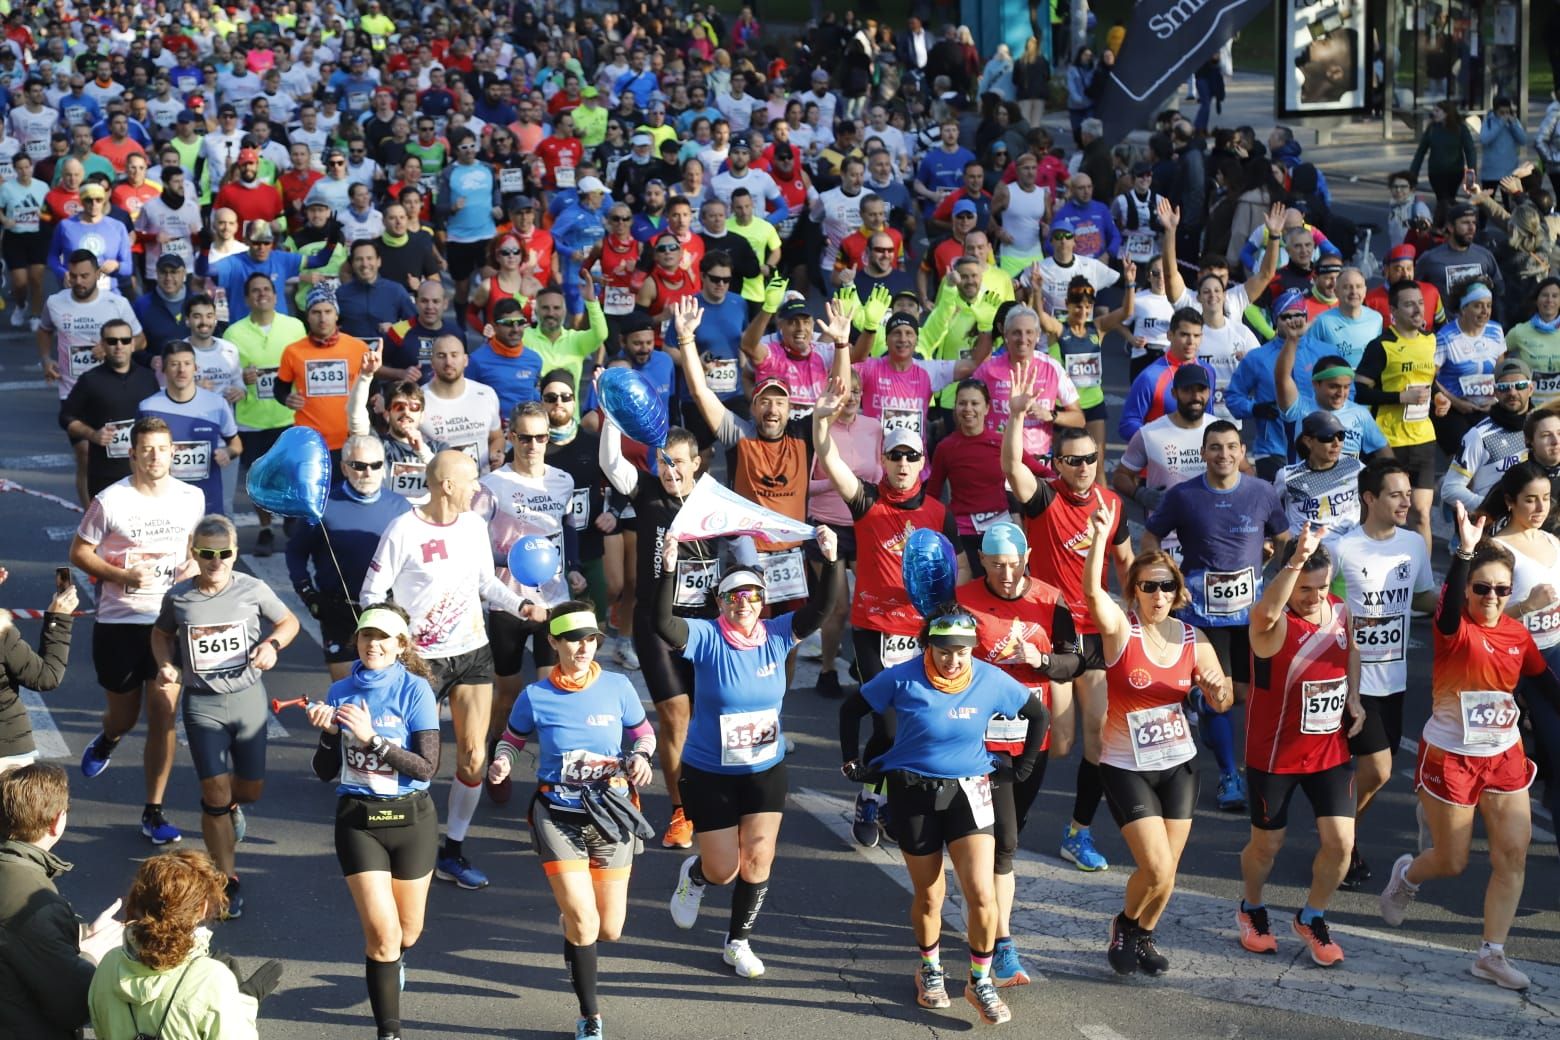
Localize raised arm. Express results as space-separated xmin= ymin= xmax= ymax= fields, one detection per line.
xmin=739 ymin=275 xmax=788 ymax=364
xmin=1158 ymin=198 xmax=1185 ymax=302
xmin=1240 ymin=203 xmax=1286 ymax=302
xmin=1274 ymin=328 xmax=1302 ymax=412
xmin=671 ymin=295 xmax=730 ymax=440
xmin=1082 ymin=493 xmax=1128 ymax=646
xmin=1095 ymin=260 xmax=1137 ymax=335
xmin=1002 ymin=359 xmax=1042 ymax=502
xmin=1249 ymin=522 xmax=1322 ymax=650
xmin=811 ymin=376 xmax=864 ymax=504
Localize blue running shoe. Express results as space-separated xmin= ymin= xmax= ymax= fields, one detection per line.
xmin=80 ymin=735 xmax=113 ymax=778
xmin=231 ymin=805 xmax=247 ymax=844
xmin=434 ymin=853 xmax=489 ymax=889
xmin=141 ymin=809 xmax=182 ymax=845
xmin=1059 ymin=826 xmax=1108 ymax=871
xmin=991 ymin=938 xmax=1031 ymax=987
xmin=575 ymin=1015 xmax=603 ymax=1039
xmin=1217 ymin=772 xmax=1247 ymax=812
xmin=221 ymin=877 xmax=243 ymax=920
xmin=852 ymin=790 xmax=881 ymax=848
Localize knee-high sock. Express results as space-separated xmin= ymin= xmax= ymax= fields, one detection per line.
xmin=446 ymin=775 xmax=481 ymax=842
xmin=729 ymin=878 xmax=769 ymax=942
xmin=365 ymin=957 xmax=402 ymax=1035
xmin=1201 ymin=697 xmax=1238 ymax=775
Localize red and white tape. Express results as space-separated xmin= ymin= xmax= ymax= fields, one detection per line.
xmin=0 ymin=478 xmax=84 ymax=514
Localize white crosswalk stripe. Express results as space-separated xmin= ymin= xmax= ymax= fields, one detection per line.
xmin=0 ymin=453 xmax=74 ymax=470
xmin=21 ymin=688 xmax=70 ymax=759
xmin=797 ymin=788 xmax=1560 ymax=1040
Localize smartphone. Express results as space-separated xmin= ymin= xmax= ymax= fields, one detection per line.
xmin=1463 ymin=168 xmax=1478 ymax=194
xmin=55 ymin=567 xmax=72 ymax=593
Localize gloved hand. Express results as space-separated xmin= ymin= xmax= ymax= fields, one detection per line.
xmin=860 ymin=284 xmax=892 ymax=332
xmin=239 ymin=959 xmax=284 ymax=1001
xmin=972 ymin=289 xmax=1004 ymax=332
xmin=294 ymin=583 xmax=321 ymax=619
xmin=841 ymin=759 xmax=871 ymax=783
xmin=762 ymin=274 xmax=789 ymax=313
xmin=1252 ymin=402 xmax=1281 ymax=421
xmin=1013 ymin=754 xmax=1037 ymax=783
xmin=834 ymin=283 xmax=860 ymax=320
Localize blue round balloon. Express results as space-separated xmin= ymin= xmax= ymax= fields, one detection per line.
xmin=599 ymin=366 xmax=668 ymax=448
xmin=902 ymin=529 xmax=958 ymax=619
xmin=508 ymin=536 xmax=562 ymax=587
xmin=245 ymin=426 xmax=331 ymax=522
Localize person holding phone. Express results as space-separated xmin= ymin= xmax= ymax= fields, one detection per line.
xmin=0 ymin=568 xmax=77 ymax=768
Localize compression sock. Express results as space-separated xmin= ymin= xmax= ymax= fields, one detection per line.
xmin=728 ymin=878 xmax=769 ymax=942
xmin=1201 ymin=703 xmax=1239 ymax=776
xmin=919 ymin=942 xmax=941 ymax=968
xmin=1071 ymin=760 xmax=1103 ymax=828
xmin=365 ymin=957 xmax=402 ymax=1036
xmin=688 ymin=858 xmax=710 ymax=887
xmin=445 ymin=775 xmax=481 ymax=843
xmin=1298 ymin=905 xmax=1323 ymax=925
xmin=566 ymin=940 xmax=599 ymax=1017
xmin=143 ymin=802 xmax=162 ymax=817
xmin=969 ymin=948 xmax=993 ymax=981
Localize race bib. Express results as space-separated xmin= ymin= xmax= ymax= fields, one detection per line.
xmin=1351 ymin=613 xmax=1405 ymax=664
xmin=604 ymin=283 xmax=635 ymax=314
xmin=880 ymin=632 xmax=922 ymax=668
xmin=213 ymin=291 xmax=229 ymax=323
xmin=1459 ymin=374 xmax=1494 ymax=401
xmin=419 ymin=175 xmax=438 ymax=197
xmin=1204 ymin=567 xmax=1255 ymax=617
xmin=1299 ymin=677 xmax=1348 ymax=735
xmin=24 ymin=137 xmax=48 ymax=159
xmin=69 ymin=345 xmax=102 ymax=379
xmin=554 ymin=165 xmax=576 ymax=189
xmin=348 ymin=91 xmax=370 ymax=112
xmin=389 ymin=461 xmax=427 ymax=498
xmin=123 ymin=549 xmax=177 ymax=595
xmin=719 ymin=707 xmax=780 ymax=767
xmin=567 ymin=486 xmax=590 ymax=530
xmin=164 ymin=236 xmax=192 ymax=259
xmin=970 ymin=509 xmax=1006 ymax=533
xmin=958 ymin=774 xmax=995 ymax=829
xmin=255 ymin=367 xmax=278 ymax=400
xmin=984 ymin=715 xmax=1028 ymax=744
xmin=499 ymin=167 xmax=526 ymax=194
xmin=103 ymin=419 xmax=134 ymax=459
xmin=1534 ymin=371 xmax=1560 ymax=402
xmin=674 ymin=557 xmax=719 ymax=609
xmin=880 ymin=406 xmax=921 ymax=437
xmin=1524 ymin=598 xmax=1560 ymax=648
xmin=454 ymin=442 xmax=481 ymax=467
xmin=343 ymin=737 xmax=398 ymax=795
xmin=1125 ymin=232 xmax=1156 ymax=262
xmin=1066 ymin=351 xmax=1103 ymax=389
xmin=559 ymin=748 xmax=621 ymax=783
xmin=187 ymin=620 xmax=247 ymax=674
xmin=170 ymin=440 xmax=211 ymax=481
xmin=759 ymin=547 xmax=807 ymax=601
xmin=1126 ymin=703 xmax=1195 ymax=770
xmin=12 ymin=206 xmax=39 ymax=234
xmin=706 ymin=357 xmax=738 ymax=394
xmin=1459 ymin=690 xmax=1519 ymax=747
xmin=305 ymin=357 xmax=349 ymax=397
xmin=1403 ymin=385 xmax=1431 ymax=423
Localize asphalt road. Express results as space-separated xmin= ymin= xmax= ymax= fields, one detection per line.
xmin=0 ymin=260 xmax=1556 ymax=1040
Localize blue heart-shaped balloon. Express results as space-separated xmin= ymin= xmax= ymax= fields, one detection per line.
xmin=245 ymin=426 xmax=331 ymax=522
xmin=599 ymin=366 xmax=668 ymax=449
xmin=508 ymin=535 xmax=562 ymax=587
xmin=902 ymin=529 xmax=958 ymax=619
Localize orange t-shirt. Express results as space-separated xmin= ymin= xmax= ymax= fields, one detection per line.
xmin=276 ymin=333 xmax=368 ymax=450
xmin=91 ymin=136 xmax=147 ymax=174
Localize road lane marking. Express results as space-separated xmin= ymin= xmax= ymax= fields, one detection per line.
xmin=0 ymin=380 xmax=51 ymax=391
xmin=0 ymin=453 xmax=73 ymax=469
xmin=1079 ymin=1027 xmax=1135 ymax=1040
xmin=22 ymin=688 xmax=69 ymax=759
xmin=797 ymin=788 xmax=1559 ymax=1039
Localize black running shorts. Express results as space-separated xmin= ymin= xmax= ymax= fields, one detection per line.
xmin=425 ymin=644 xmax=495 ymax=700
xmin=1201 ymin=624 xmax=1252 ymax=685
xmin=489 ymin=611 xmax=557 ymax=678
xmin=334 ymin=790 xmax=438 ymax=880
xmin=93 ymin=622 xmax=158 ymax=694
xmin=677 ymin=761 xmax=788 ymax=833
xmin=1347 ymin=691 xmax=1406 ymax=758
xmin=1247 ymin=761 xmax=1357 ymax=831
xmin=1100 ymin=761 xmax=1200 ymax=826
xmin=632 ymin=612 xmax=695 ymax=704
xmin=991 ymin=757 xmax=1050 ymax=874
xmin=888 ymin=772 xmax=995 ymax=857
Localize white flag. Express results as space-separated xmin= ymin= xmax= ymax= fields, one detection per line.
xmin=667 ymin=474 xmax=818 ymax=543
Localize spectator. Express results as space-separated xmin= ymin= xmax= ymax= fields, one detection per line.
xmin=979 ymin=44 xmax=1016 ymax=102
xmin=0 ymin=571 xmax=75 ymax=766
xmin=1013 ymin=36 xmax=1050 ymax=128
xmin=1477 ymin=96 xmax=1526 ymax=191
xmin=1409 ymin=100 xmax=1477 ymax=222
xmin=1077 ymin=118 xmax=1115 ymax=207
xmin=0 ymin=763 xmax=125 ymax=1040
xmin=1386 ymin=169 xmax=1435 ymax=249
xmin=1064 ymin=46 xmax=1095 ymax=146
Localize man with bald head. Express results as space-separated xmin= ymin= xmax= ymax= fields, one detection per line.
xmin=420 ymin=334 xmax=505 ymax=474
xmin=361 ymin=448 xmax=531 ymax=890
xmin=1049 ymin=172 xmax=1120 ymax=261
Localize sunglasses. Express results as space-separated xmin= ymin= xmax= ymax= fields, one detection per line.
xmin=346 ymin=459 xmax=385 ymax=471
xmin=705 ymin=273 xmax=731 ymax=284
xmin=886 ymin=449 xmax=923 ymax=462
xmin=1051 ymin=231 xmax=1075 ymax=240
xmin=328 ymin=159 xmax=345 ymax=166
xmin=871 ymin=246 xmax=894 ymax=254
xmin=497 ymin=247 xmax=521 ymax=256
xmin=1496 ymin=380 xmax=1531 ymax=391
xmin=1310 ymin=430 xmax=1347 ymax=443
xmin=104 ymin=336 xmax=134 ymax=345
xmin=496 ymin=316 xmax=527 ymax=327
xmin=1057 ymin=452 xmax=1099 ymax=466
xmin=389 ymin=401 xmax=423 ymax=413
xmin=723 ymin=589 xmax=763 ymax=605
xmin=608 ymin=214 xmax=631 ymax=221
xmin=1066 ymin=293 xmax=1094 ymax=304
xmin=1137 ymin=579 xmax=1179 ymax=594
xmin=1471 ymin=582 xmax=1513 ymax=597
xmin=656 ymin=243 xmax=681 ymax=253
xmin=1281 ymin=311 xmax=1308 ymax=320
xmin=513 ymin=432 xmax=549 ymax=444
xmin=193 ymin=546 xmax=235 ymax=560
xmin=543 ymin=392 xmax=574 ymax=403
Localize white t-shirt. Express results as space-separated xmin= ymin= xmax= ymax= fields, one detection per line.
xmin=1027 ymin=255 xmax=1120 ymax=317
xmin=1197 ymin=319 xmax=1259 ymax=424
xmin=813 ymin=186 xmax=865 ymax=271
xmin=192 ymin=339 xmax=243 ymax=396
xmin=40 ymin=289 xmax=143 ymax=400
xmin=76 ymin=478 xmax=205 ymax=624
xmin=1506 ymin=534 xmax=1560 ymax=651
xmin=1119 ymin=413 xmax=1215 ymax=490
xmin=1333 ymin=526 xmax=1434 ymax=697
xmin=420 ymin=380 xmax=502 ymax=473
xmin=361 ymin=510 xmax=522 ymax=659
xmin=477 ymin=465 xmax=576 ymax=607
xmin=710 ymin=167 xmax=782 ymax=212
xmin=1127 ymin=290 xmax=1177 ymax=358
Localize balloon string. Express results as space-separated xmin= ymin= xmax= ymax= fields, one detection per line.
xmin=320 ymin=525 xmax=360 ymax=624
xmin=661 ymin=448 xmax=707 ymax=562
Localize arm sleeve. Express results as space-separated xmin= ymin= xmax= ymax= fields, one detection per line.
xmin=838 ymin=689 xmax=875 ymax=763
xmin=1117 ymin=369 xmax=1153 ymax=440
xmin=1352 ymin=340 xmax=1397 ymax=405
xmin=1013 ymin=689 xmax=1052 ymax=778
xmin=655 ymin=565 xmax=690 ymax=647
xmin=311 ymin=729 xmax=341 ymax=782
xmin=378 ymin=728 xmax=440 ymax=782
xmin=1436 ymin=553 xmax=1469 ymax=636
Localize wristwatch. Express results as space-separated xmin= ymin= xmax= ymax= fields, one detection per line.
xmin=266 ymin=638 xmax=282 ymax=652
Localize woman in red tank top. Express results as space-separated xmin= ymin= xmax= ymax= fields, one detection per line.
xmin=1082 ymin=498 xmax=1231 ymax=979
xmin=637 ymin=233 xmax=701 ymax=329
xmin=467 ymin=233 xmax=530 ymax=330
xmin=1238 ymin=523 xmax=1362 ymax=966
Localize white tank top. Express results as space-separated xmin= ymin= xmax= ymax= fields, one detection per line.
xmin=1002 ymin=183 xmax=1048 ymax=256
xmin=1506 ymin=532 xmax=1560 ymax=650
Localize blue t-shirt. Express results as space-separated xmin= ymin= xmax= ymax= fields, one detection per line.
xmin=209 ymin=251 xmax=304 ymax=321
xmin=861 ymin=658 xmax=1031 ymax=778
xmin=1300 ymin=308 xmax=1383 ymax=369
xmin=442 ymin=162 xmax=498 ymax=242
xmin=1278 ymin=395 xmax=1388 ymax=461
xmin=630 ymin=349 xmax=675 ymax=402
xmin=467 ymin=345 xmax=543 ymax=419
xmin=680 ymin=613 xmax=797 ymax=775
xmin=137 ymin=387 xmax=237 ymax=515
xmin=686 ymin=291 xmax=748 ymax=402
xmin=508 ymin=670 xmax=647 ymax=810
xmin=1146 ymin=474 xmax=1288 ymax=628
xmin=915 ymin=146 xmax=976 ymax=212
xmin=327 ymin=662 xmax=440 ymax=797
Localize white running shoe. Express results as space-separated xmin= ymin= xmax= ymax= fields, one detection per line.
xmin=616 ymin=638 xmax=640 ymax=670
xmin=8 ymin=306 xmax=23 ymax=328
xmin=669 ymin=855 xmax=705 ymax=929
xmin=1377 ymin=853 xmax=1417 ymax=927
xmin=1472 ymin=950 xmax=1530 ymax=990
xmin=796 ymin=634 xmax=823 ymax=660
xmin=723 ymin=938 xmax=765 ymax=978
xmin=28 ymin=316 xmax=40 ymax=332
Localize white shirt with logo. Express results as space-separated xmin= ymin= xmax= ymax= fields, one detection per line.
xmin=1333 ymin=526 xmax=1434 ymax=696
